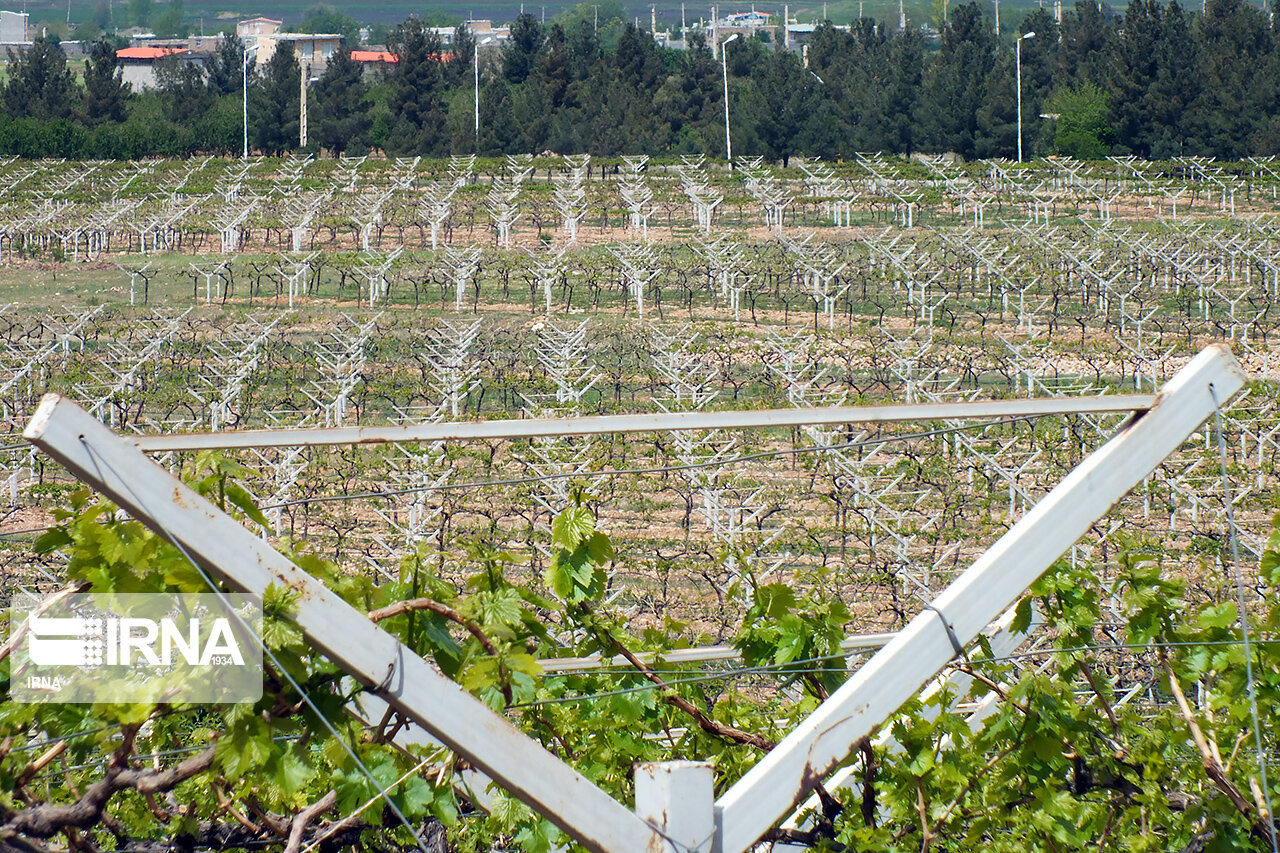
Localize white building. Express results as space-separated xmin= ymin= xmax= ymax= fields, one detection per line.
xmin=0 ymin=10 xmax=29 ymax=45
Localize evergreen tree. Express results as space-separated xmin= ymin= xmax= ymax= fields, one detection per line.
xmin=1147 ymin=0 xmax=1197 ymax=158
xmin=3 ymin=35 xmax=76 ymax=121
xmin=884 ymin=25 xmax=926 ymax=154
xmin=504 ymin=12 xmax=544 ymax=85
xmin=567 ymin=18 xmax=601 ymax=80
xmin=751 ymin=48 xmax=820 ymax=166
xmin=205 ymin=35 xmax=247 ymax=97
xmin=252 ymin=41 xmax=300 ymax=156
xmin=803 ymin=23 xmax=857 ymax=152
xmin=1190 ymin=0 xmax=1273 ymax=158
xmin=613 ymin=21 xmax=661 ymax=91
xmin=385 ymin=17 xmax=446 ymax=154
xmin=448 ymin=23 xmax=477 ymax=88
xmin=80 ymin=38 xmax=130 ymax=125
xmin=536 ymin=23 xmax=571 ymax=109
xmin=1057 ymin=0 xmax=1113 ymax=86
xmin=477 ymin=77 xmax=517 ymax=154
xmin=920 ymin=3 xmax=997 ymax=157
xmin=975 ymin=49 xmax=1017 ymax=157
xmin=843 ymin=20 xmax=894 ymax=152
xmin=156 ymin=53 xmax=212 ymax=125
xmin=313 ymin=46 xmax=370 ymax=155
xmin=651 ymin=32 xmax=720 ymax=153
xmin=1107 ymin=0 xmax=1159 ymax=156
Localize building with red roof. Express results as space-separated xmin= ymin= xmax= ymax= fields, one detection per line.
xmin=115 ymin=46 xmax=202 ymax=90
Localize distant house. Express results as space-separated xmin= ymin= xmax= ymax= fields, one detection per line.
xmin=465 ymin=19 xmax=511 ymax=42
xmin=134 ymin=34 xmax=225 ymax=56
xmin=116 ymin=46 xmax=203 ymax=90
xmin=724 ymin=10 xmax=771 ymax=26
xmin=237 ymin=16 xmax=282 ymax=39
xmin=236 ymin=17 xmax=342 ymax=74
xmin=236 ymin=17 xmax=281 ymax=69
xmin=272 ymin=32 xmax=343 ymax=73
xmin=426 ymin=26 xmax=456 ymax=46
xmin=350 ymin=48 xmax=456 ymax=77
xmin=0 ymin=9 xmax=28 ymax=45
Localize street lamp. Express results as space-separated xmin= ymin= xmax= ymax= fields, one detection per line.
xmin=721 ymin=33 xmax=739 ymax=168
xmin=242 ymin=41 xmax=259 ymax=160
xmin=1016 ymin=31 xmax=1034 ymax=163
xmin=475 ymin=36 xmax=493 ymax=146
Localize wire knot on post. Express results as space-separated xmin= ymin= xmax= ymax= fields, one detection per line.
xmin=923 ymin=603 xmax=966 ymax=661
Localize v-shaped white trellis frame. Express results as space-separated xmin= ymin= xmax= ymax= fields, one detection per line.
xmin=22 ymin=344 xmax=1246 ymax=853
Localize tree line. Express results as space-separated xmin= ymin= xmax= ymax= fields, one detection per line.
xmin=1 ymin=0 xmax=1277 ymax=162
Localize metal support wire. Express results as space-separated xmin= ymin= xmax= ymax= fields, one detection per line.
xmin=75 ymin=436 xmax=435 ymax=853
xmin=1209 ymin=382 xmax=1278 ymax=853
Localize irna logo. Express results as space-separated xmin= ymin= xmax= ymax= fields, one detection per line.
xmin=10 ymin=592 xmax=263 ymax=704
xmin=28 ymin=614 xmax=245 ymax=667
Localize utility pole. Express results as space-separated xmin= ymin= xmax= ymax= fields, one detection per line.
xmin=721 ymin=32 xmax=738 ymax=168
xmin=299 ymin=60 xmax=309 ymax=149
xmin=475 ymin=36 xmax=493 ymax=150
xmin=242 ymin=43 xmax=259 ymax=159
xmin=1016 ymin=31 xmax=1035 ymax=163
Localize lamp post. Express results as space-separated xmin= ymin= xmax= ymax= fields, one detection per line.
xmin=721 ymin=32 xmax=738 ymax=168
xmin=242 ymin=41 xmax=259 ymax=160
xmin=475 ymin=36 xmax=493 ymax=147
xmin=1016 ymin=31 xmax=1034 ymax=163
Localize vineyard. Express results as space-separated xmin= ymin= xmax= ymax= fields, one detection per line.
xmin=1 ymin=152 xmax=1279 ymax=852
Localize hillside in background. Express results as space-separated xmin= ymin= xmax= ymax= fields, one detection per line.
xmin=28 ymin=0 xmax=1050 ymax=32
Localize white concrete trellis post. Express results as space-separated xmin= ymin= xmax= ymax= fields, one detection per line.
xmin=21 ymin=395 xmax=662 ymax=853
xmin=20 ymin=344 xmax=1247 ymax=853
xmin=636 ymin=762 xmax=716 ymax=852
xmin=711 ymin=344 xmax=1246 ymax=853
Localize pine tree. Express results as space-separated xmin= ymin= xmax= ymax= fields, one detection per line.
xmin=313 ymin=47 xmax=370 ymax=155
xmin=751 ymin=48 xmax=821 ymax=166
xmin=477 ymin=77 xmax=517 ymax=154
xmin=919 ymin=2 xmax=998 ymax=157
xmin=3 ymin=35 xmax=77 ymax=121
xmin=251 ymin=41 xmax=300 ymax=156
xmin=205 ymin=35 xmax=247 ymax=97
xmin=385 ymin=17 xmax=445 ymax=155
xmin=156 ymin=53 xmax=212 ymax=126
xmin=975 ymin=50 xmax=1017 ymax=157
xmin=1146 ymin=0 xmax=1196 ymax=157
xmin=80 ymin=37 xmax=130 ymax=125
xmin=504 ymin=12 xmax=545 ymax=85
xmin=1190 ymin=0 xmax=1273 ymax=158
xmin=536 ymin=23 xmax=571 ymax=109
xmin=884 ymin=26 xmax=926 ymax=154
xmin=448 ymin=23 xmax=476 ymax=88
xmin=1108 ymin=0 xmax=1158 ymax=156
xmin=1057 ymin=0 xmax=1113 ymax=86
